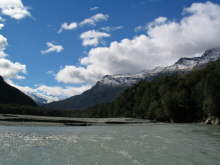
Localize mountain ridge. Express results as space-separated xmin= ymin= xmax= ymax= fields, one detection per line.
xmin=0 ymin=76 xmax=37 ymax=106
xmin=44 ymin=48 xmax=220 ymax=110
xmin=99 ymin=48 xmax=220 ymax=87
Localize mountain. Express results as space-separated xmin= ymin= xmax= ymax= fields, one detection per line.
xmin=44 ymin=82 xmax=126 ymax=110
xmin=82 ymin=56 xmax=220 ymax=124
xmin=162 ymin=48 xmax=220 ymax=72
xmin=27 ymin=93 xmax=48 ymax=105
xmin=0 ymin=76 xmax=37 ymax=106
xmin=100 ymin=48 xmax=220 ymax=86
xmin=44 ymin=48 xmax=220 ymax=110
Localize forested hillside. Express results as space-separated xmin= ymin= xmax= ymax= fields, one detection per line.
xmin=81 ymin=60 xmax=220 ymax=123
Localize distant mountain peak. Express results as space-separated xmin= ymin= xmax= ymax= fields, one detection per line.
xmin=175 ymin=57 xmax=200 ymax=65
xmin=202 ymin=48 xmax=220 ymax=57
xmin=98 ymin=48 xmax=220 ymax=87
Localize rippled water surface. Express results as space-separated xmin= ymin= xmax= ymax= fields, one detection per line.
xmin=0 ymin=124 xmax=220 ymax=165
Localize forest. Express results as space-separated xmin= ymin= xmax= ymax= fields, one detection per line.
xmin=0 ymin=59 xmax=220 ymax=124
xmin=80 ymin=59 xmax=220 ymax=123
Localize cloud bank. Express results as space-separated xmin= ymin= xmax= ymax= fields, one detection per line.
xmin=56 ymin=1 xmax=220 ymax=84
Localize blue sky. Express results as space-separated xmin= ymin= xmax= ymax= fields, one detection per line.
xmin=1 ymin=0 xmax=220 ymax=102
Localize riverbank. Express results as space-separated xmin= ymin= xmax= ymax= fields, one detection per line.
xmin=0 ymin=114 xmax=151 ymax=126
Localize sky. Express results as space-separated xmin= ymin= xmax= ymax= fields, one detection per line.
xmin=0 ymin=0 xmax=220 ymax=102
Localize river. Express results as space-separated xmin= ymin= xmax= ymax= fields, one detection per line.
xmin=0 ymin=123 xmax=219 ymax=165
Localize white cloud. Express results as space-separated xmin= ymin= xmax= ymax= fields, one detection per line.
xmin=0 ymin=58 xmax=26 ymax=80
xmin=0 ymin=23 xmax=4 ymax=30
xmin=58 ymin=22 xmax=78 ymax=33
xmin=56 ymin=65 xmax=103 ymax=84
xmin=0 ymin=0 xmax=31 ymax=20
xmin=101 ymin=26 xmax=123 ymax=32
xmin=58 ymin=13 xmax=109 ymax=33
xmin=0 ymin=34 xmax=7 ymax=57
xmin=12 ymin=82 xmax=91 ymax=103
xmin=41 ymin=42 xmax=64 ymax=55
xmin=80 ymin=30 xmax=110 ymax=47
xmin=90 ymin=6 xmax=99 ymax=11
xmin=79 ymin=13 xmax=109 ymax=26
xmin=135 ymin=17 xmax=167 ymax=32
xmin=56 ymin=2 xmax=220 ymax=84
xmin=0 ymin=34 xmax=26 ymax=80
xmin=36 ymin=85 xmax=91 ymax=98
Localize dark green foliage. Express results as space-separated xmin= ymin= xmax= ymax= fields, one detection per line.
xmin=80 ymin=60 xmax=220 ymax=122
xmin=1 ymin=60 xmax=220 ymax=123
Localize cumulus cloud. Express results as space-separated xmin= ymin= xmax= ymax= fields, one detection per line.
xmin=0 ymin=0 xmax=31 ymax=20
xmin=0 ymin=1 xmax=29 ymax=83
xmin=41 ymin=42 xmax=64 ymax=55
xmin=58 ymin=22 xmax=78 ymax=33
xmin=56 ymin=65 xmax=103 ymax=84
xmin=79 ymin=13 xmax=109 ymax=27
xmin=101 ymin=26 xmax=123 ymax=32
xmin=0 ymin=58 xmax=26 ymax=80
xmin=80 ymin=30 xmax=110 ymax=47
xmin=135 ymin=17 xmax=168 ymax=32
xmin=58 ymin=13 xmax=109 ymax=33
xmin=56 ymin=2 xmax=220 ymax=84
xmin=90 ymin=6 xmax=99 ymax=11
xmin=12 ymin=82 xmax=91 ymax=103
xmin=0 ymin=34 xmax=26 ymax=80
xmin=0 ymin=37 xmax=26 ymax=80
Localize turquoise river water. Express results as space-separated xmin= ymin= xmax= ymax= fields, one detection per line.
xmin=0 ymin=123 xmax=219 ymax=165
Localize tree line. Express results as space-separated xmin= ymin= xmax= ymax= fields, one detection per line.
xmin=0 ymin=59 xmax=220 ymax=123
xmin=80 ymin=59 xmax=220 ymax=123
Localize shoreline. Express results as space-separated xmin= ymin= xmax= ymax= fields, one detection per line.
xmin=0 ymin=114 xmax=151 ymax=126
xmin=0 ymin=114 xmax=217 ymax=127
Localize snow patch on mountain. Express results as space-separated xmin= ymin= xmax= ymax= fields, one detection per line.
xmin=98 ymin=48 xmax=220 ymax=87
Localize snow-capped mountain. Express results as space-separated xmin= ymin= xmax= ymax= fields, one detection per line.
xmin=44 ymin=48 xmax=220 ymax=110
xmin=163 ymin=48 xmax=220 ymax=72
xmin=27 ymin=93 xmax=49 ymax=105
xmin=24 ymin=91 xmax=61 ymax=105
xmin=99 ymin=48 xmax=220 ymax=87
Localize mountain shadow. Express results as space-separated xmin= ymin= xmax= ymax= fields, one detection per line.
xmin=0 ymin=76 xmax=37 ymax=106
